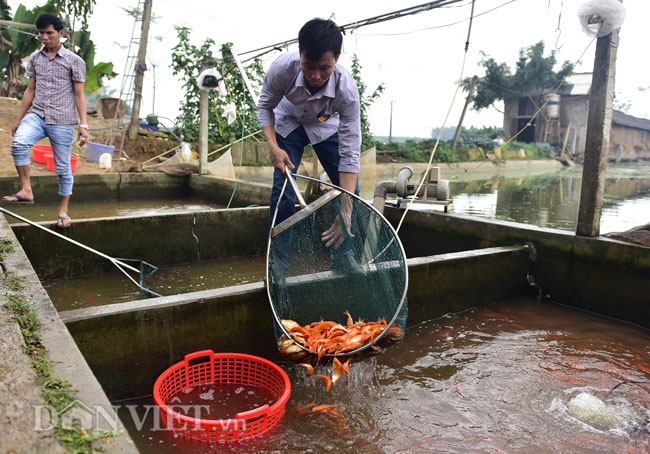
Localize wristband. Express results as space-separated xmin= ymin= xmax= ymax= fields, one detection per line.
xmin=79 ymin=124 xmax=88 ymax=129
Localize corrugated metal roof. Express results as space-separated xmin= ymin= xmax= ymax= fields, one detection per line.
xmin=564 ymin=72 xmax=592 ymax=96
xmin=612 ymin=110 xmax=650 ymax=131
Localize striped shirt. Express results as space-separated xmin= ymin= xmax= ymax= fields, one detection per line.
xmin=25 ymin=46 xmax=86 ymax=125
xmin=257 ymin=52 xmax=361 ymax=173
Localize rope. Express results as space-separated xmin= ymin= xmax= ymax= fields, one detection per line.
xmin=395 ymin=0 xmax=476 ymax=234
xmin=226 ymin=109 xmax=246 ymax=209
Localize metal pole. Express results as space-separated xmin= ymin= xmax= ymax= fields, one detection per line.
xmin=199 ymin=89 xmax=209 ymax=174
xmin=451 ymin=75 xmax=478 ymax=150
xmin=0 ymin=208 xmax=139 ymax=274
xmin=128 ymin=0 xmax=153 ymax=140
xmin=576 ymin=30 xmax=619 ymax=237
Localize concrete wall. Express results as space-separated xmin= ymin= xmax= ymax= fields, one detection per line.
xmin=386 ymin=207 xmax=650 ymax=326
xmin=0 ymin=217 xmax=137 ymax=452
xmin=189 ymin=174 xmax=270 ymax=207
xmin=11 ymin=207 xmax=270 ymax=280
xmin=0 ymin=173 xmax=190 ymax=203
xmin=61 ymin=245 xmax=530 ymax=400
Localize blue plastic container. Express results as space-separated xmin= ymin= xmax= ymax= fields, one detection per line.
xmin=86 ymin=141 xmax=115 ymax=163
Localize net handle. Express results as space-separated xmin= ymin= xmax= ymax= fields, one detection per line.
xmin=284 ymin=164 xmax=307 ymax=208
xmin=265 ymin=174 xmax=409 ymax=357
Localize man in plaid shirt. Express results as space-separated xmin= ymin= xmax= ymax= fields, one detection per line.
xmin=2 ymin=13 xmax=88 ymax=228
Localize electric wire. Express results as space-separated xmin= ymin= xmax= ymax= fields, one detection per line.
xmin=395 ymin=0 xmax=477 ymax=234
xmin=236 ymin=0 xmax=465 ymax=59
xmin=357 ymin=0 xmax=516 ymax=37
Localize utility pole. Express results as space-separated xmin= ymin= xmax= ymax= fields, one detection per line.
xmin=451 ymin=75 xmax=477 ymax=150
xmin=128 ymin=0 xmax=153 ymax=140
xmin=388 ymin=100 xmax=394 ymax=143
xmin=576 ymin=29 xmax=619 ymax=237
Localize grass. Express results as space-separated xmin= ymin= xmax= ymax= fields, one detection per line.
xmin=1 ymin=237 xmax=120 ymax=453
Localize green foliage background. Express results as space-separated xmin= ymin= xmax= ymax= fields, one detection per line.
xmin=464 ymin=41 xmax=573 ymax=110
xmin=171 ymin=26 xmax=263 ymax=144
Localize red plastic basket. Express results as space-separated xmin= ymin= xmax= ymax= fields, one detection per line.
xmin=32 ymin=144 xmax=53 ymax=164
xmin=153 ymin=350 xmax=291 ymax=443
xmin=45 ymin=153 xmax=79 ymax=173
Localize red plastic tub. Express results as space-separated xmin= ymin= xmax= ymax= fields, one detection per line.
xmin=45 ymin=153 xmax=79 ymax=173
xmin=32 ymin=144 xmax=53 ymax=164
xmin=153 ymin=350 xmax=291 ymax=443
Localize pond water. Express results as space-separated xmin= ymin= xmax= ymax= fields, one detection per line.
xmin=113 ymin=296 xmax=650 ymax=453
xmin=444 ymin=162 xmax=650 ymax=234
xmin=1 ymin=197 xmax=223 ymax=223
xmin=44 ymin=255 xmax=266 ymax=311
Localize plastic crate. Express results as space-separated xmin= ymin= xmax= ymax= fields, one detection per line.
xmin=86 ymin=141 xmax=115 ymax=163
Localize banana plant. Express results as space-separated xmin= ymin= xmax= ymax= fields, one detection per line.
xmin=73 ymin=26 xmax=117 ymax=93
xmin=0 ymin=1 xmax=56 ymax=97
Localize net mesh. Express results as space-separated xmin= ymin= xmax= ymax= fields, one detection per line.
xmin=267 ymin=185 xmax=408 ymax=360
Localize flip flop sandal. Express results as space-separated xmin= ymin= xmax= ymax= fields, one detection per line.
xmin=2 ymin=193 xmax=34 ymax=204
xmin=56 ymin=216 xmax=72 ymax=229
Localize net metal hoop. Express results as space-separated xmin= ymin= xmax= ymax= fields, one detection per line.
xmin=265 ymin=172 xmax=409 ymax=357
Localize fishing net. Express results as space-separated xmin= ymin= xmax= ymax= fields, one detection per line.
xmin=266 ymin=172 xmax=408 ymax=362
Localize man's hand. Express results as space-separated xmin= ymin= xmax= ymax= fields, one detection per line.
xmin=78 ymin=127 xmax=89 ymax=146
xmin=11 ymin=119 xmax=21 ymax=136
xmin=322 ymin=193 xmax=354 ymax=249
xmin=271 ymin=145 xmax=294 ymax=174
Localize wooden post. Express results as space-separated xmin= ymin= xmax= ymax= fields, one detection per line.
xmin=199 ymin=89 xmax=209 ymax=175
xmin=576 ymin=30 xmax=619 ymax=237
xmin=451 ymin=75 xmax=478 ymax=150
xmin=388 ymin=100 xmax=394 ymax=143
xmin=128 ymin=0 xmax=153 ymax=140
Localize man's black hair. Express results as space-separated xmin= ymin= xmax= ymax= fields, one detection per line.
xmin=35 ymin=13 xmax=64 ymax=32
xmin=298 ymin=18 xmax=342 ymax=62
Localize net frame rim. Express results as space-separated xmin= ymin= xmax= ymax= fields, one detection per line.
xmin=265 ymin=172 xmax=409 ymax=357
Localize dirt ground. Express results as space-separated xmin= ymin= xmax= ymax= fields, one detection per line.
xmin=0 ymin=97 xmax=177 ymax=177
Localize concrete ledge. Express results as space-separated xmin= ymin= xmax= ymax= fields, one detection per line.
xmin=387 ymin=208 xmax=650 ymax=327
xmin=0 ymin=302 xmax=64 ymax=453
xmin=61 ymin=246 xmax=530 ymax=400
xmin=0 ymin=216 xmax=137 ymax=452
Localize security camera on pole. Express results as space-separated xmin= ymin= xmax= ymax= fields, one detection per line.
xmin=196 ymin=64 xmax=225 ymax=175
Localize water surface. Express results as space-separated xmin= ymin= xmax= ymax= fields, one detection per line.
xmin=115 ymin=297 xmax=650 ymax=453
xmin=1 ymin=197 xmax=223 ymax=223
xmin=44 ymin=255 xmax=266 ymax=311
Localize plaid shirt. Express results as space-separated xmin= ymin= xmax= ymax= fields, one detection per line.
xmin=25 ymin=46 xmax=86 ymax=125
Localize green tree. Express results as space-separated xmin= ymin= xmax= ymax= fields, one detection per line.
xmin=464 ymin=41 xmax=573 ymax=111
xmin=170 ymin=26 xmax=263 ymax=144
xmin=350 ymin=54 xmax=384 ymax=150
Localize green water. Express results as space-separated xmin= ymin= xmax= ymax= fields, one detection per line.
xmin=1 ymin=197 xmax=223 ymax=223
xmin=43 ymin=255 xmax=266 ymax=311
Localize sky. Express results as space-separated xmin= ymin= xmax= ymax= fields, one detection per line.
xmin=8 ymin=0 xmax=649 ymax=139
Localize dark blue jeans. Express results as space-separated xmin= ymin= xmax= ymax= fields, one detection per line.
xmin=270 ymin=125 xmax=359 ymax=226
xmin=269 ymin=126 xmax=360 ymax=270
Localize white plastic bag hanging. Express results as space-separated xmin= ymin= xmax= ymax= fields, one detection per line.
xmin=222 ymin=102 xmax=237 ymax=126
xmin=578 ymin=0 xmax=625 ymax=37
